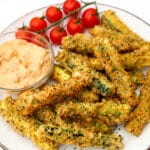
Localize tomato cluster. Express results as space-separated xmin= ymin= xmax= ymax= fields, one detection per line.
xmin=16 ymin=0 xmax=100 ymax=45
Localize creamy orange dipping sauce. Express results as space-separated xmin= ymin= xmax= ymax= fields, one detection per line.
xmin=0 ymin=39 xmax=51 ymax=89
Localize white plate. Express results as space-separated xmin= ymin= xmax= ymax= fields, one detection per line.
xmin=0 ymin=3 xmax=150 ymax=150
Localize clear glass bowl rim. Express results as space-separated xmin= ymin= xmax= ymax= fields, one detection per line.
xmin=0 ymin=30 xmax=54 ymax=93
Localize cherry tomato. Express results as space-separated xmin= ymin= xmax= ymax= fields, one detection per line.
xmin=63 ymin=0 xmax=81 ymax=16
xmin=45 ymin=6 xmax=63 ymax=23
xmin=82 ymin=8 xmax=99 ymax=28
xmin=29 ymin=17 xmax=47 ymax=32
xmin=67 ymin=17 xmax=84 ymax=35
xmin=15 ymin=27 xmax=32 ymax=41
xmin=49 ymin=26 xmax=67 ymax=45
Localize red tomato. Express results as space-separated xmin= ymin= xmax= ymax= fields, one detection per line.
xmin=63 ymin=0 xmax=81 ymax=16
xmin=49 ymin=26 xmax=67 ymax=45
xmin=29 ymin=17 xmax=47 ymax=32
xmin=15 ymin=28 xmax=32 ymax=41
xmin=67 ymin=18 xmax=84 ymax=35
xmin=45 ymin=6 xmax=63 ymax=23
xmin=82 ymin=8 xmax=99 ymax=28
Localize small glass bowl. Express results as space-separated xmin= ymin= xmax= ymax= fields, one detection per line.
xmin=0 ymin=30 xmax=54 ymax=94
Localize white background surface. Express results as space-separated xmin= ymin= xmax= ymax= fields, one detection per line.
xmin=0 ymin=0 xmax=149 ymax=32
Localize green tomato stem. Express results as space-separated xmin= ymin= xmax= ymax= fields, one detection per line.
xmin=37 ymin=1 xmax=96 ymax=33
xmin=80 ymin=0 xmax=89 ymax=4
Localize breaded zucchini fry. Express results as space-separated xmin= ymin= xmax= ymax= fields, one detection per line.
xmin=56 ymin=50 xmax=115 ymax=96
xmin=125 ymin=70 xmax=150 ymax=136
xmin=75 ymin=88 xmax=99 ymax=103
xmin=89 ymin=25 xmax=145 ymax=52
xmin=52 ymin=64 xmax=71 ymax=82
xmin=38 ymin=123 xmax=102 ymax=148
xmin=98 ymin=100 xmax=131 ymax=125
xmin=91 ymin=71 xmax=115 ymax=96
xmin=56 ymin=50 xmax=89 ymax=72
xmin=61 ymin=33 xmax=92 ymax=55
xmin=93 ymin=37 xmax=137 ymax=106
xmin=16 ymin=69 xmax=92 ymax=116
xmin=101 ymin=10 xmax=143 ymax=38
xmin=56 ymin=49 xmax=103 ymax=71
xmin=100 ymin=134 xmax=123 ymax=150
xmin=38 ymin=123 xmax=123 ymax=150
xmin=34 ymin=105 xmax=57 ymax=124
xmin=72 ymin=118 xmax=112 ymax=134
xmin=52 ymin=65 xmax=99 ymax=102
xmin=89 ymin=57 xmax=104 ymax=70
xmin=121 ymin=43 xmax=150 ymax=69
xmin=0 ymin=97 xmax=58 ymax=150
xmin=56 ymin=100 xmax=131 ymax=126
xmin=101 ymin=10 xmax=130 ymax=33
xmin=127 ymin=69 xmax=144 ymax=85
